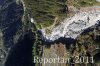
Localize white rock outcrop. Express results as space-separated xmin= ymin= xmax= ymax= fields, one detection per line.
xmin=41 ymin=7 xmax=100 ymax=41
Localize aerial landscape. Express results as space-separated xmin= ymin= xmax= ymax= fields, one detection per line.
xmin=0 ymin=0 xmax=100 ymax=66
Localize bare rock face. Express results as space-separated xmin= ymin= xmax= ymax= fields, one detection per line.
xmin=41 ymin=6 xmax=100 ymax=41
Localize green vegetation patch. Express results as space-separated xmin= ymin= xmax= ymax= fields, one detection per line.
xmin=24 ymin=0 xmax=67 ymax=28
xmin=67 ymin=0 xmax=100 ymax=8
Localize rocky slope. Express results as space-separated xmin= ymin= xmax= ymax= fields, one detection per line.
xmin=0 ymin=0 xmax=100 ymax=66
xmin=41 ymin=6 xmax=100 ymax=41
